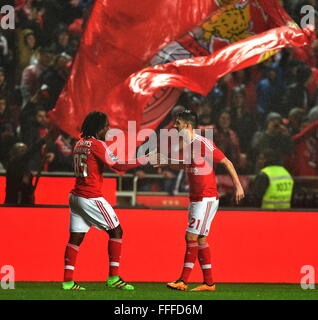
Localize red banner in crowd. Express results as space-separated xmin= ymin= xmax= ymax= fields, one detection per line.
xmin=48 ymin=0 xmax=313 ymax=157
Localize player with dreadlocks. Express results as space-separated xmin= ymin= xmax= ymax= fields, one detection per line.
xmin=62 ymin=111 xmax=147 ymax=291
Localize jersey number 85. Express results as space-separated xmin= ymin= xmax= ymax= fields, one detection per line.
xmin=74 ymin=154 xmax=88 ymax=177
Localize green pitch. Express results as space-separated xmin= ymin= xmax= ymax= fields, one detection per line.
xmin=0 ymin=282 xmax=317 ymax=300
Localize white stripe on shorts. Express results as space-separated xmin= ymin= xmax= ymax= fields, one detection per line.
xmin=200 ymin=201 xmax=212 ymax=234
xmin=201 ymin=264 xmax=212 ymax=269
xmin=64 ymin=265 xmax=75 ymax=270
xmin=95 ymin=200 xmax=115 ymax=229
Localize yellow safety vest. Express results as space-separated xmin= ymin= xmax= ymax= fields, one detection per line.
xmin=260 ymin=166 xmax=294 ymax=209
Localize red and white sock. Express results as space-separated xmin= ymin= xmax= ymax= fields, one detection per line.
xmin=63 ymin=243 xmax=79 ymax=282
xmin=198 ymin=243 xmax=213 ymax=285
xmin=180 ymin=240 xmax=198 ymax=283
xmin=108 ymin=238 xmax=122 ymax=277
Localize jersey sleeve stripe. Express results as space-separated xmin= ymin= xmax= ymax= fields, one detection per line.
xmin=100 ymin=141 xmax=112 ymax=164
xmin=194 ymin=135 xmax=215 ymax=152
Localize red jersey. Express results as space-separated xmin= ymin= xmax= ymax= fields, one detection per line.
xmin=184 ymin=134 xmax=225 ymax=201
xmin=71 ymin=137 xmax=143 ymax=198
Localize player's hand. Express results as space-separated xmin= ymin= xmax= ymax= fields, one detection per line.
xmin=234 ymin=185 xmax=245 ymax=205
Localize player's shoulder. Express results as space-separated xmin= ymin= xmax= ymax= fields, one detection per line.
xmin=92 ymin=139 xmax=119 ymax=162
xmin=193 ymin=134 xmax=215 ymax=151
xmin=83 ymin=137 xmax=106 ymax=150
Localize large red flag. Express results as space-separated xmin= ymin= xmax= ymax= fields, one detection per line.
xmin=48 ymin=0 xmax=313 ymax=154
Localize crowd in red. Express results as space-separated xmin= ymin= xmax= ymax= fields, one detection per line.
xmin=0 ymin=1 xmax=317 ymax=196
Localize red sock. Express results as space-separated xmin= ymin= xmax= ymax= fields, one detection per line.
xmin=198 ymin=243 xmax=213 ymax=285
xmin=180 ymin=240 xmax=198 ymax=283
xmin=108 ymin=238 xmax=122 ymax=277
xmin=64 ymin=243 xmax=79 ymax=282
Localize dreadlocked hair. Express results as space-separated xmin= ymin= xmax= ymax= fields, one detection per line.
xmin=81 ymin=111 xmax=108 ymax=138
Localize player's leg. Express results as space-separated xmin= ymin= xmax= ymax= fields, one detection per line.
xmin=62 ymin=194 xmax=91 ymax=290
xmin=88 ymin=197 xmax=134 ymax=290
xmin=107 ymin=225 xmax=123 ymax=277
xmin=63 ymin=232 xmax=87 ymax=290
xmin=191 ymin=197 xmax=219 ymax=292
xmin=105 ymin=225 xmax=134 ymax=290
xmin=190 ymin=235 xmax=216 ymax=291
xmin=167 ymin=200 xmax=203 ymax=290
xmin=167 ymin=230 xmax=198 ymax=291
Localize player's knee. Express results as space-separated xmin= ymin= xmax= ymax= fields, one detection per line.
xmin=185 ymin=232 xmax=198 ymax=242
xmin=69 ymin=232 xmax=85 ymax=246
xmin=108 ymin=225 xmax=123 ymax=239
xmin=198 ymin=235 xmax=207 ymax=246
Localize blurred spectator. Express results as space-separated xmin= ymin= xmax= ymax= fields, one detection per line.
xmin=5 ymin=142 xmax=35 ymax=204
xmin=4 ymin=127 xmax=59 ymax=204
xmin=19 ymin=87 xmax=51 ymax=140
xmin=286 ymin=106 xmax=318 ymax=176
xmin=252 ymin=112 xmax=294 ymax=169
xmin=20 ymin=46 xmax=54 ymax=107
xmin=213 ymin=110 xmax=245 ymax=171
xmin=49 ymin=28 xmax=74 ymax=56
xmin=287 ymin=107 xmax=306 ymax=135
xmin=20 ymin=106 xmax=56 ymax=171
xmin=15 ymin=1 xmax=46 ymax=46
xmin=197 ymin=99 xmax=214 ymax=130
xmin=249 ymin=148 xmax=294 ymax=209
xmin=292 ymin=39 xmax=318 ymax=69
xmin=0 ymin=98 xmax=17 ymax=169
xmin=308 ymin=67 xmax=318 ymax=107
xmin=0 ymin=67 xmax=8 ymax=99
xmin=282 ymin=61 xmax=312 ymax=115
xmin=225 ymin=69 xmax=257 ymax=115
xmin=41 ymin=52 xmax=71 ymax=109
xmin=48 ymin=131 xmax=74 ymax=172
xmin=256 ymin=67 xmax=285 ymax=121
xmin=229 ymin=86 xmax=257 ymax=160
xmin=0 ymin=30 xmax=9 ymax=67
xmin=20 ymin=106 xmax=48 ymax=143
xmin=16 ymin=29 xmax=39 ymax=74
xmin=206 ymin=77 xmax=228 ymax=116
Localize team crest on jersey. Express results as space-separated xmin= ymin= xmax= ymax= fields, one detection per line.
xmin=109 ymin=153 xmax=119 ymax=162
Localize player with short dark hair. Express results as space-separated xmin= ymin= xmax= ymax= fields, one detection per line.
xmin=155 ymin=109 xmax=245 ymax=291
xmin=62 ymin=111 xmax=147 ymax=290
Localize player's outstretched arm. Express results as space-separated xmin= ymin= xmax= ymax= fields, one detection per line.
xmin=219 ymin=157 xmax=245 ymax=204
xmin=152 ymin=153 xmax=186 ymax=170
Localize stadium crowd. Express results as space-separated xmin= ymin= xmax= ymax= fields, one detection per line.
xmin=0 ymin=0 xmax=317 ymax=204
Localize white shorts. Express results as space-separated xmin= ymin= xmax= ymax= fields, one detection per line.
xmin=186 ymin=197 xmax=219 ymax=236
xmin=69 ymin=193 xmax=120 ymax=233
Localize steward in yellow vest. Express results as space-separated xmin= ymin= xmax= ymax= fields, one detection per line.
xmin=260 ymin=166 xmax=294 ymax=209
xmin=251 ymin=149 xmax=294 ymax=209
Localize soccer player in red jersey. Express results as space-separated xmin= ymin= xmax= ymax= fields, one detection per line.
xmin=155 ymin=110 xmax=245 ymax=291
xmin=62 ymin=111 xmax=147 ymax=290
